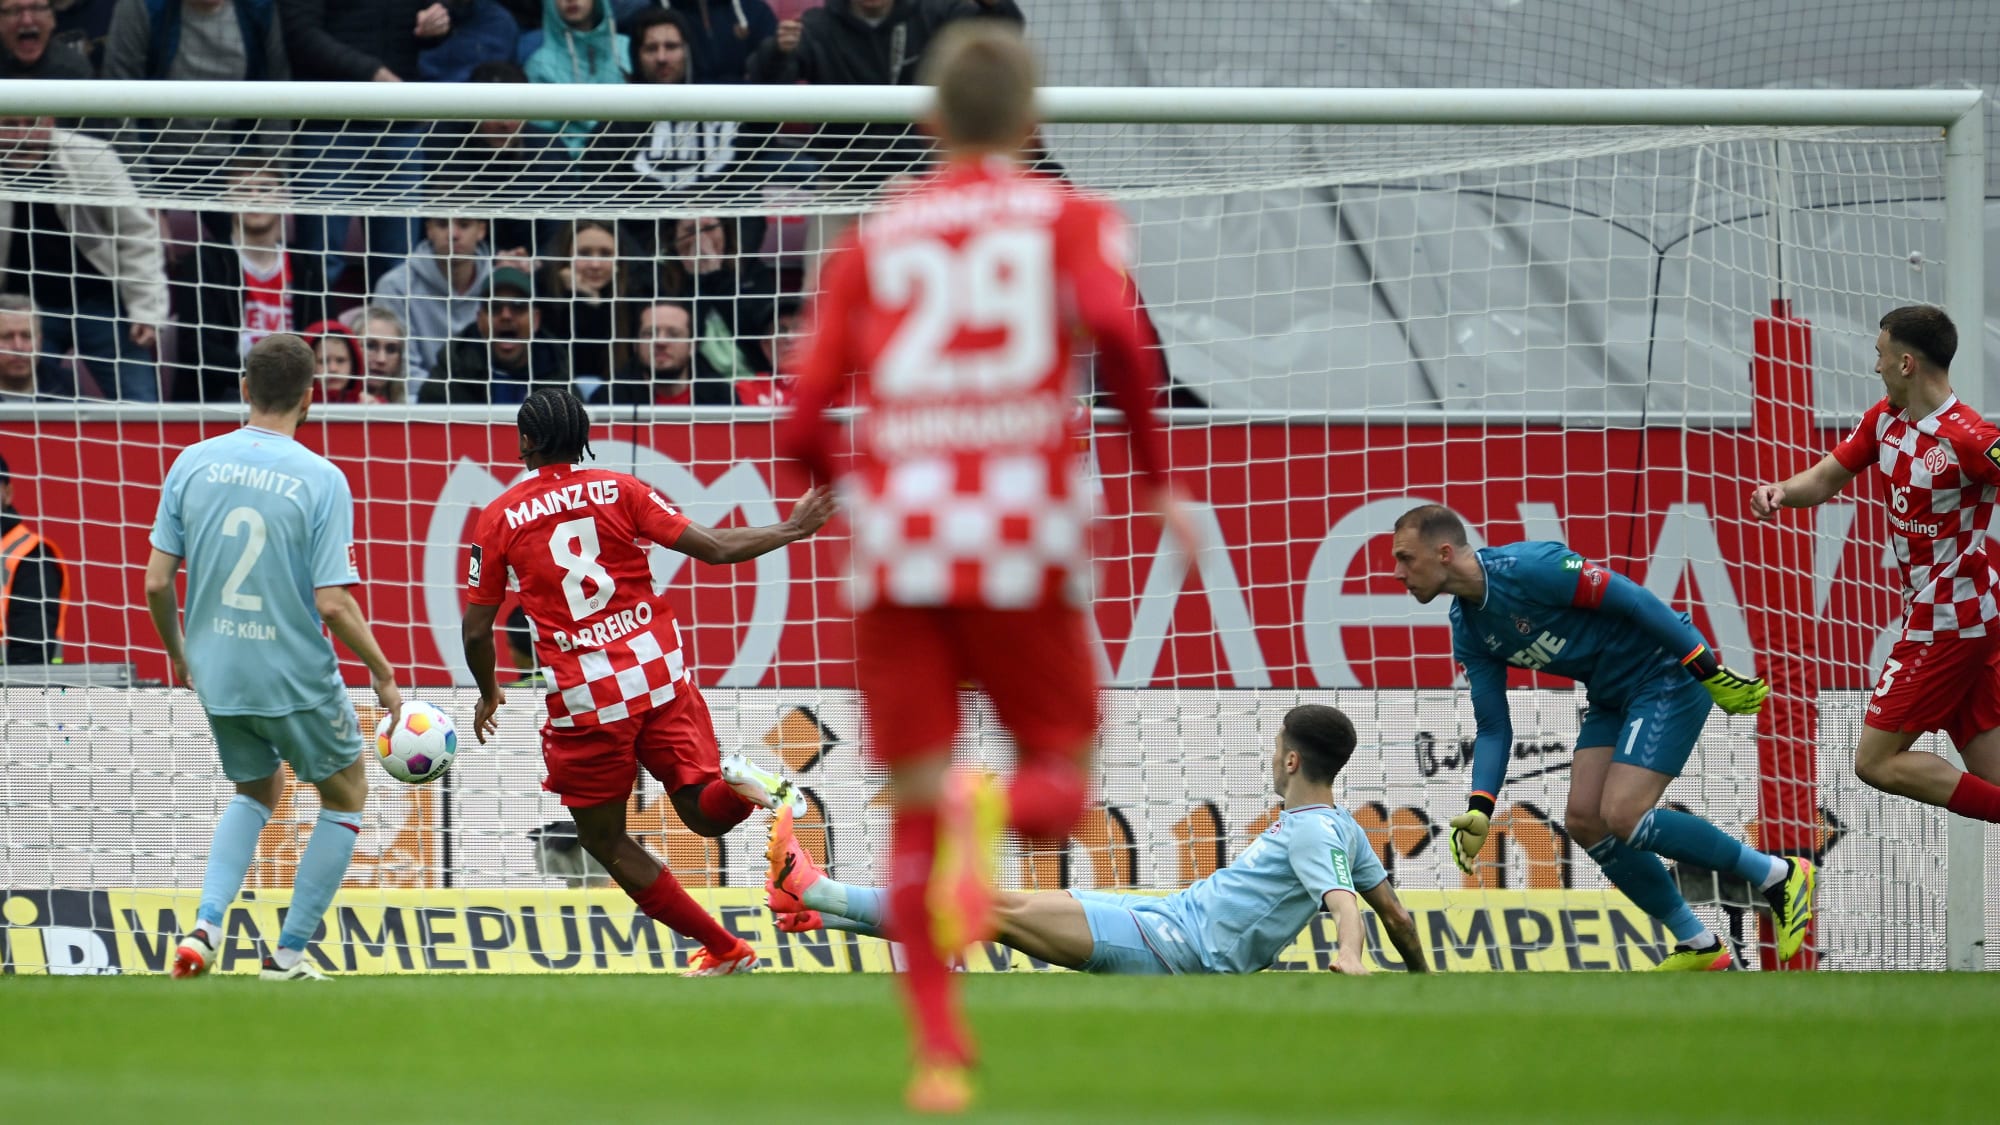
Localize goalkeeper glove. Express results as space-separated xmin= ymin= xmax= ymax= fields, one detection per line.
xmin=1682 ymin=644 xmax=1769 ymax=716
xmin=1448 ymin=795 xmax=1494 ymax=874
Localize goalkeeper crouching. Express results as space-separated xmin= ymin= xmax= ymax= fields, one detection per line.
xmin=767 ymin=704 xmax=1430 ymax=975
xmin=1390 ymin=505 xmax=1815 ymax=970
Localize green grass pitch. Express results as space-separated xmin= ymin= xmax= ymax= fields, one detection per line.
xmin=1 ymin=972 xmax=1988 ymax=1122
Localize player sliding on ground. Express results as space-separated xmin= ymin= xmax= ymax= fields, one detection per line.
xmin=767 ymin=705 xmax=1430 ymax=976
xmin=460 ymin=388 xmax=832 ymax=976
xmin=1752 ymin=306 xmax=2000 ymax=828
xmin=148 ymin=334 xmax=406 ymax=981
xmin=1392 ymin=505 xmax=1815 ymax=970
xmin=777 ymin=20 xmax=1197 ymax=1113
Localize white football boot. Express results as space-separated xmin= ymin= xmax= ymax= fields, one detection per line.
xmin=721 ymin=752 xmax=808 ymax=818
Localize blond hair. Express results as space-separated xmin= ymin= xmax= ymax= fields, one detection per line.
xmin=922 ymin=21 xmax=1037 ymax=149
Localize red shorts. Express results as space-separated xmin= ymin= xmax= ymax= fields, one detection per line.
xmin=539 ymin=681 xmax=721 ymax=807
xmin=1866 ymin=632 xmax=2000 ymax=746
xmin=854 ymin=602 xmax=1099 ymax=765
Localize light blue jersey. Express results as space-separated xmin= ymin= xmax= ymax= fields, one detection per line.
xmin=150 ymin=426 xmax=360 ymax=717
xmin=1132 ymin=804 xmax=1385 ymax=974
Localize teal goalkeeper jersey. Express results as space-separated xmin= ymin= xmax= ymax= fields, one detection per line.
xmin=1147 ymin=803 xmax=1386 ymax=974
xmin=149 ymin=425 xmax=360 ymax=717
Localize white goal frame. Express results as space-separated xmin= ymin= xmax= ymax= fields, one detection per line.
xmin=0 ymin=80 xmax=1984 ymax=969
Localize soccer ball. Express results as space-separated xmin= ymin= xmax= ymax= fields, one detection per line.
xmin=375 ymin=702 xmax=458 ymax=784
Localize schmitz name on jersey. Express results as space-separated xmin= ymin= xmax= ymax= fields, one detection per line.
xmin=503 ymin=479 xmax=621 ymax=529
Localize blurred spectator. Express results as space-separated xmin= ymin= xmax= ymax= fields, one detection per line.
xmin=582 ymin=7 xmax=739 ymax=200
xmin=0 ymin=116 xmax=166 ymax=401
xmin=426 ymin=59 xmax=568 ymax=255
xmin=417 ymin=0 xmax=518 ymax=83
xmin=749 ymin=0 xmax=935 ymax=187
xmin=302 ymin=317 xmax=370 ymax=402
xmin=52 ymin=0 xmax=115 ymax=70
xmin=281 ymin=0 xmax=455 ymax=285
xmin=168 ymin=161 xmax=328 ymax=403
xmin=655 ymin=212 xmax=772 ymax=382
xmin=731 ymin=292 xmax=797 ymax=405
xmin=667 ymin=0 xmax=771 ymax=83
xmin=0 ymin=294 xmax=75 ymax=401
xmin=0 ymin=447 xmax=70 ymax=665
xmin=580 ymin=298 xmax=728 ymax=406
xmin=525 ymin=0 xmax=626 ymax=157
xmin=102 ymin=0 xmax=291 ymax=181
xmin=419 ymin=264 xmax=568 ymax=403
xmin=342 ymin=302 xmax=411 ymax=402
xmin=373 ymin=214 xmax=498 ymax=389
xmin=536 ymin=218 xmax=637 ymax=385
xmin=0 ymin=0 xmax=94 ymax=77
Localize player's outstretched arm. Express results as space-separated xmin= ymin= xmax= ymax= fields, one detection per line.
xmin=1453 ymin=655 xmax=1512 ymax=873
xmin=670 ymin=486 xmax=837 ymax=566
xmin=460 ymin=601 xmax=505 ymax=745
xmin=1322 ymin=889 xmax=1368 ymax=975
xmin=1582 ymin=567 xmax=1768 ymax=715
xmin=1359 ymin=880 xmax=1428 ymax=973
xmin=316 ymin=584 xmax=403 ymax=731
xmin=142 ymin=548 xmax=191 ymax=689
xmin=1751 ymin=453 xmax=1858 ymax=520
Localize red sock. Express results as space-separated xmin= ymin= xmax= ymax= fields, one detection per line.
xmin=1009 ymin=758 xmax=1088 ymax=844
xmin=1947 ymin=772 xmax=2000 ymax=822
xmin=694 ymin=779 xmax=755 ymax=829
xmin=887 ymin=805 xmax=972 ymax=1067
xmin=633 ymin=868 xmax=736 ymax=954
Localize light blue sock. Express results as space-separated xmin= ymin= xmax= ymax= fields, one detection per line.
xmin=816 ymin=912 xmax=886 ymax=940
xmin=1586 ymin=835 xmax=1707 ymax=944
xmin=1630 ymin=808 xmax=1788 ymax=890
xmin=198 ymin=794 xmax=272 ymax=930
xmin=278 ymin=809 xmax=363 ymax=953
xmin=799 ymin=878 xmax=887 ymax=927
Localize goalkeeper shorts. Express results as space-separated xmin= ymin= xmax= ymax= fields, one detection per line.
xmin=1577 ymin=674 xmax=1712 ymax=776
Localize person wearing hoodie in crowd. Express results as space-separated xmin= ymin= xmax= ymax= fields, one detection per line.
xmin=371 ymin=215 xmax=499 ymax=390
xmin=581 ymin=6 xmax=739 ymax=203
xmin=304 ymin=318 xmax=370 ymax=404
xmin=525 ymin=0 xmax=628 ymax=157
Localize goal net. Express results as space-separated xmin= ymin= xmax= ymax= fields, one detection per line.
xmin=0 ymin=82 xmax=1985 ymax=974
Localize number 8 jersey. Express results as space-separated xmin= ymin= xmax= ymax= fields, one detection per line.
xmin=781 ymin=158 xmax=1170 ymax=611
xmin=467 ymin=464 xmax=694 ymax=728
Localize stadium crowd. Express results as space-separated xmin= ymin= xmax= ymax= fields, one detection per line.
xmin=0 ymin=0 xmax=1191 ymax=410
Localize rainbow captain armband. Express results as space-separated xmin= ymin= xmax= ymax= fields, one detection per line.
xmin=1680 ymin=644 xmax=1723 ymax=682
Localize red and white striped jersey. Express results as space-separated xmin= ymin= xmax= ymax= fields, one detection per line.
xmin=1833 ymin=395 xmax=2000 ymax=640
xmin=467 ymin=464 xmax=693 ymax=727
xmin=781 ymin=157 xmax=1169 ymax=611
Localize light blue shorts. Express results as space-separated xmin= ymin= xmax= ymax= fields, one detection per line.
xmin=1577 ymin=674 xmax=1713 ymax=778
xmin=207 ymin=692 xmax=363 ymax=784
xmin=1068 ymin=890 xmax=1207 ymax=975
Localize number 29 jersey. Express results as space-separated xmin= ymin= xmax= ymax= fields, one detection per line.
xmin=467 ymin=463 xmax=694 ymax=729
xmin=783 ymin=157 xmax=1169 ymax=612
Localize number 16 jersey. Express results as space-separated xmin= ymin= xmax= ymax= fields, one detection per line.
xmin=782 ymin=157 xmax=1170 ymax=612
xmin=467 ymin=464 xmax=694 ymax=729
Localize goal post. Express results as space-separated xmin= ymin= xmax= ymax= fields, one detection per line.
xmin=0 ymin=81 xmax=1987 ymax=974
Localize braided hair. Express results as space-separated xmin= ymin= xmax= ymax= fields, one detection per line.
xmin=518 ymin=388 xmax=595 ymax=465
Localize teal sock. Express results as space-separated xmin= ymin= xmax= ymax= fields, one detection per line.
xmin=198 ymin=794 xmax=271 ymax=931
xmin=279 ymin=809 xmax=363 ymax=952
xmin=1586 ymin=835 xmax=1707 ymax=944
xmin=1630 ymin=808 xmax=1787 ymax=890
xmin=800 ymin=878 xmax=887 ymax=927
xmin=817 ymin=912 xmax=886 ymax=940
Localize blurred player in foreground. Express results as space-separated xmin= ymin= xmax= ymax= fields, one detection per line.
xmin=461 ymin=388 xmax=832 ymax=976
xmin=1752 ymin=306 xmax=2000 ymax=826
xmin=768 ymin=704 xmax=1430 ymax=977
xmin=1393 ymin=505 xmax=1814 ymax=970
xmin=147 ymin=334 xmax=404 ymax=981
xmin=778 ymin=21 xmax=1198 ymax=1111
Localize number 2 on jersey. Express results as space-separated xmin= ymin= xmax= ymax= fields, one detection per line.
xmin=218 ymin=505 xmax=267 ymax=611
xmin=549 ymin=516 xmax=615 ymax=622
xmin=871 ymin=226 xmax=1055 ymax=396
